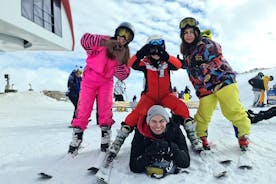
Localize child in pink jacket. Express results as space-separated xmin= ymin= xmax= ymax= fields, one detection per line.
xmin=68 ymin=22 xmax=135 ymax=155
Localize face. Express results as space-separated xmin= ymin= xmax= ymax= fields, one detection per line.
xmin=117 ymin=36 xmax=128 ymax=46
xmin=148 ymin=115 xmax=167 ymax=135
xmin=182 ymin=27 xmax=196 ymax=44
xmin=151 ymin=54 xmax=160 ymax=60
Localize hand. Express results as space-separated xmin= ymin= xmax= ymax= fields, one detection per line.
xmin=177 ymin=54 xmax=188 ymax=69
xmin=102 ymin=39 xmax=120 ymax=59
xmin=156 ymin=46 xmax=169 ymax=61
xmin=136 ymin=44 xmax=151 ymax=59
xmin=144 ymin=141 xmax=172 ymax=164
xmin=169 ymin=142 xmax=179 ymax=154
xmin=146 ymin=141 xmax=171 ymax=156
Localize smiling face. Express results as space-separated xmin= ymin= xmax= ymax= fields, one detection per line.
xmin=182 ymin=27 xmax=196 ymax=44
xmin=148 ymin=114 xmax=167 ymax=135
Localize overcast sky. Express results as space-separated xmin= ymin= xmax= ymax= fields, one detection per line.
xmin=0 ymin=0 xmax=275 ymax=96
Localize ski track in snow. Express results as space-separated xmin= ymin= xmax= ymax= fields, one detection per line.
xmin=0 ymin=68 xmax=275 ymax=184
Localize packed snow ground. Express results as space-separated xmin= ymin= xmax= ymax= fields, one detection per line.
xmin=0 ymin=68 xmax=275 ymax=184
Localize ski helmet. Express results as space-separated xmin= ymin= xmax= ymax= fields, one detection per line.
xmin=147 ymin=35 xmax=164 ymax=44
xmin=270 ymin=75 xmax=274 ymax=81
xmin=115 ymin=22 xmax=135 ymax=42
xmin=201 ymin=29 xmax=212 ymax=39
xmin=146 ymin=34 xmax=165 ymax=49
xmin=179 ymin=17 xmax=201 ymax=41
xmin=257 ymin=72 xmax=264 ymax=78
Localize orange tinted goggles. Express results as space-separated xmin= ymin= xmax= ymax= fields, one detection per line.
xmin=117 ymin=28 xmax=134 ymax=42
xmin=179 ymin=17 xmax=198 ymax=29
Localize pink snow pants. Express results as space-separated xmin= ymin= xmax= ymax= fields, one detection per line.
xmin=72 ymin=67 xmax=114 ymax=131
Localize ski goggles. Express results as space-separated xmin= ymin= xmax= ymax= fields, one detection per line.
xmin=146 ymin=166 xmax=165 ymax=179
xmin=179 ymin=17 xmax=198 ymax=29
xmin=117 ymin=28 xmax=134 ymax=42
xmin=148 ymin=39 xmax=165 ymax=46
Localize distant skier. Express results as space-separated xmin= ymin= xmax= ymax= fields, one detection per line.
xmin=178 ymin=17 xmax=251 ymax=151
xmin=267 ymin=84 xmax=276 ymax=105
xmin=172 ymin=86 xmax=179 ymax=98
xmin=259 ymin=75 xmax=274 ymax=107
xmin=67 ymin=22 xmax=135 ymax=155
xmin=66 ymin=66 xmax=82 ymax=121
xmin=132 ymin=95 xmax=137 ymax=102
xmin=114 ymin=79 xmax=126 ymax=102
xmin=129 ymin=105 xmax=190 ymax=178
xmin=248 ymin=72 xmax=265 ymax=107
xmin=114 ymin=79 xmax=127 ymax=111
xmin=183 ymin=85 xmax=191 ymax=102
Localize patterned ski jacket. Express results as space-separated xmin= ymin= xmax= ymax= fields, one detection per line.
xmin=181 ymin=38 xmax=236 ymax=98
xmin=81 ymin=33 xmax=130 ymax=80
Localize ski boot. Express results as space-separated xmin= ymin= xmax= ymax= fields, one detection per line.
xmin=200 ymin=136 xmax=210 ymax=150
xmin=238 ymin=135 xmax=249 ymax=151
xmin=101 ymin=126 xmax=111 ymax=152
xmin=183 ymin=118 xmax=204 ymax=152
xmin=101 ymin=124 xmax=132 ymax=168
xmin=68 ymin=127 xmax=83 ymax=155
xmin=109 ymin=124 xmax=132 ymax=155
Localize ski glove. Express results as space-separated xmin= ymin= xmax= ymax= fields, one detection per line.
xmin=145 ymin=141 xmax=172 ymax=163
xmin=177 ymin=54 xmax=188 ymax=69
xmin=156 ymin=46 xmax=169 ymax=61
xmin=136 ymin=44 xmax=152 ymax=60
xmin=114 ymin=65 xmax=130 ymax=81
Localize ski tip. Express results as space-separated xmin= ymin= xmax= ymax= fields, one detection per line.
xmin=38 ymin=172 xmax=53 ymax=179
xmin=214 ymin=171 xmax=227 ymax=178
xmin=96 ymin=177 xmax=108 ymax=184
xmin=238 ymin=165 xmax=253 ymax=170
xmin=88 ymin=166 xmax=99 ymax=173
xmin=219 ymin=160 xmax=232 ymax=165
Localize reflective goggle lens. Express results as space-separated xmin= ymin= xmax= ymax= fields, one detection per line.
xmin=149 ymin=39 xmax=164 ymax=46
xmin=117 ymin=28 xmax=133 ymax=42
xmin=146 ymin=166 xmax=164 ymax=178
xmin=179 ymin=17 xmax=198 ymax=29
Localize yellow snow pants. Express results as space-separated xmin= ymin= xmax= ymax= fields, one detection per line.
xmin=194 ymin=83 xmax=251 ymax=138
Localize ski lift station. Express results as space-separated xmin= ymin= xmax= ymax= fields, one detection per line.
xmin=0 ymin=0 xmax=75 ymax=51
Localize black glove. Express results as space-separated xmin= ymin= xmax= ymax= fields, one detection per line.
xmin=169 ymin=142 xmax=179 ymax=155
xmin=177 ymin=54 xmax=188 ymax=69
xmin=171 ymin=114 xmax=184 ymax=126
xmin=156 ymin=46 xmax=169 ymax=61
xmin=136 ymin=44 xmax=151 ymax=59
xmin=145 ymin=141 xmax=172 ymax=163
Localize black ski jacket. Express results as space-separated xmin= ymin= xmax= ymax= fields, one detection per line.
xmin=248 ymin=76 xmax=264 ymax=91
xmin=129 ymin=121 xmax=190 ymax=173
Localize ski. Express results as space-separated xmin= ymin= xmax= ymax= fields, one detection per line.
xmin=199 ymin=150 xmax=231 ymax=178
xmin=95 ymin=162 xmax=113 ymax=184
xmin=38 ymin=154 xmax=74 ymax=179
xmin=94 ymin=152 xmax=116 ymax=184
xmin=87 ymin=151 xmax=106 ymax=174
xmin=237 ymin=149 xmax=253 ymax=170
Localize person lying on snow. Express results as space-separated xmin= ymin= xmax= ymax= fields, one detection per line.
xmin=247 ymin=107 xmax=276 ymax=124
xmin=129 ymin=105 xmax=190 ymax=178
